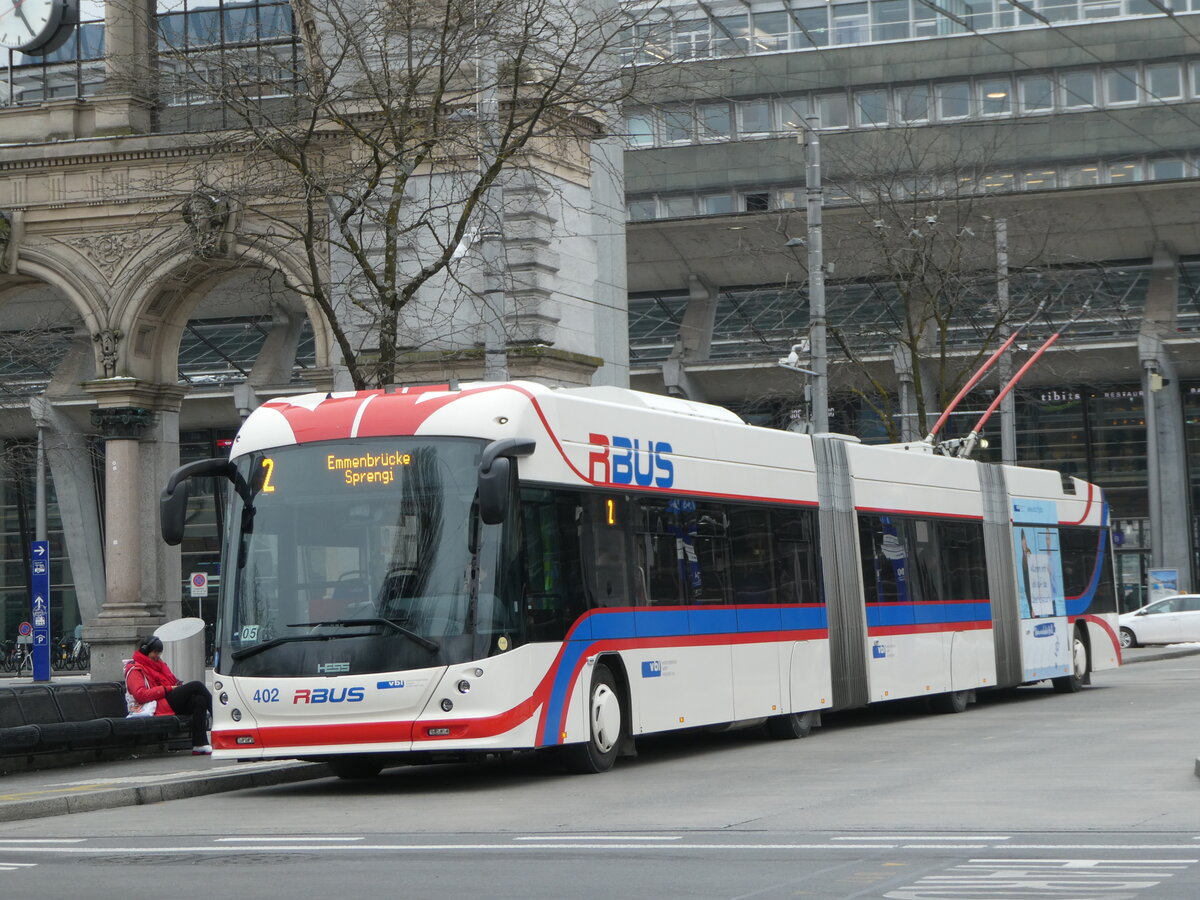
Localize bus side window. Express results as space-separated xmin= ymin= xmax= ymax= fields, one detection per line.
xmin=581 ymin=494 xmax=632 ymax=609
xmin=730 ymin=506 xmax=775 ymax=604
xmin=772 ymin=508 xmax=821 ymax=604
xmin=519 ymin=488 xmax=587 ymax=640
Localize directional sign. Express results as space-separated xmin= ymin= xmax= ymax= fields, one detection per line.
xmin=30 ymin=541 xmax=50 ymax=682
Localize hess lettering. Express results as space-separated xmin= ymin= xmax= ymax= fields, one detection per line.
xmin=588 ymin=433 xmax=674 ymax=487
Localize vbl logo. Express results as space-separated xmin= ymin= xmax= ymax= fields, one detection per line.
xmin=293 ymin=687 xmax=366 ymax=704
xmin=588 ymin=433 xmax=674 ymax=487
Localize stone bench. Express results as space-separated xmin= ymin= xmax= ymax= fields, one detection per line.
xmin=0 ymin=682 xmax=189 ymax=773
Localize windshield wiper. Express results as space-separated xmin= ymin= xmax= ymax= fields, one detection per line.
xmin=289 ymin=618 xmax=440 ymax=653
xmin=229 ymin=633 xmax=338 ymax=661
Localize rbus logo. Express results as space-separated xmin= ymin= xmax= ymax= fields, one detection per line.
xmin=588 ymin=433 xmax=674 ymax=488
xmin=293 ymin=687 xmax=366 ymax=704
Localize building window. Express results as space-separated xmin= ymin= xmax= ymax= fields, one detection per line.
xmin=1020 ymin=75 xmax=1055 ymax=112
xmin=937 ymin=82 xmax=971 ymax=119
xmin=742 ymin=192 xmax=770 ymax=212
xmin=1104 ymin=66 xmax=1139 ymax=105
xmin=855 ymin=89 xmax=889 ymax=126
xmin=698 ymin=103 xmax=733 ymax=141
xmin=1060 ymin=70 xmax=1096 ymax=108
xmin=817 ymin=92 xmax=849 ymax=128
xmin=1145 ymin=63 xmax=1182 ymax=100
xmin=896 ymin=85 xmax=929 ymax=123
xmin=1062 ymin=165 xmax=1101 ymax=187
xmin=832 ymin=3 xmax=870 ymax=44
xmin=751 ymin=11 xmax=791 ymax=52
xmin=777 ymin=96 xmax=808 ymax=131
xmin=714 ymin=14 xmax=750 ymax=55
xmin=979 ymin=78 xmax=1013 ymax=115
xmin=1021 ymin=168 xmax=1058 ymax=189
xmin=661 ymin=107 xmax=694 ymax=144
xmin=627 ymin=199 xmax=657 ymax=221
xmin=1106 ymin=161 xmax=1140 ymax=183
xmin=1150 ymin=158 xmax=1187 ymax=180
xmin=625 ymin=113 xmax=655 ymax=148
xmin=672 ymin=20 xmax=711 ymax=60
xmin=737 ymin=99 xmax=772 ymax=137
xmin=793 ymin=6 xmax=830 ymax=47
xmin=662 ymin=196 xmax=696 ymax=218
xmin=1041 ymin=0 xmax=1079 ymax=22
xmin=871 ymin=0 xmax=910 ymax=41
xmin=1192 ymin=62 xmax=1200 ymax=97
xmin=1081 ymin=0 xmax=1122 ymax=16
xmin=702 ymin=193 xmax=734 ymax=215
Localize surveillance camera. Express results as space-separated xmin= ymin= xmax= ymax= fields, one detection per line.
xmin=925 ymin=215 xmax=938 ymax=225
xmin=784 ymin=237 xmax=806 ymax=247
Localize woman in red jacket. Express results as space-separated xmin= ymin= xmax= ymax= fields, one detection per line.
xmin=125 ymin=635 xmax=213 ymax=754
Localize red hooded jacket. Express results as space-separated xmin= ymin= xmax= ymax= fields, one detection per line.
xmin=124 ymin=650 xmax=180 ymax=716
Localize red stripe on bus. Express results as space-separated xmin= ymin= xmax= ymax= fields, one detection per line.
xmin=855 ymin=506 xmax=984 ymax=521
xmin=1059 ymin=482 xmax=1095 ymax=526
xmin=867 ymin=621 xmax=993 ymax=636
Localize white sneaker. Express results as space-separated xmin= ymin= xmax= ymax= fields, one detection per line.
xmin=192 ymin=745 xmax=212 ymax=755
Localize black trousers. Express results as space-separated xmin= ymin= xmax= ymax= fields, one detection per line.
xmin=165 ymin=681 xmax=213 ymax=746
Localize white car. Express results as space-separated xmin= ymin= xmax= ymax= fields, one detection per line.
xmin=1119 ymin=594 xmax=1200 ymax=649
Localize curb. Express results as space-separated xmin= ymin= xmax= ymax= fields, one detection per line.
xmin=1122 ymin=646 xmax=1200 ymax=665
xmin=0 ymin=761 xmax=332 ymax=824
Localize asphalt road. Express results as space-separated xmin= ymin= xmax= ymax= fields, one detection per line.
xmin=1 ymin=651 xmax=1198 ymax=899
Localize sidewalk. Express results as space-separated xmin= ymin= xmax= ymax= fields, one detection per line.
xmin=1 ymin=645 xmax=1197 ymax=823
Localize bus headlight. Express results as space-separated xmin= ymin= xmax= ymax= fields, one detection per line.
xmin=219 ymin=692 xmax=229 ymax=705
xmin=231 ymin=708 xmax=243 ymax=722
xmin=440 ymin=698 xmax=454 ymax=712
xmin=457 ymin=680 xmax=471 ymax=694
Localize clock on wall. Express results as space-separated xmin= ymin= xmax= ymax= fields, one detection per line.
xmin=0 ymin=0 xmax=80 ymax=56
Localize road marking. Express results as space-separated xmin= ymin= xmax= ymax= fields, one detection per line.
xmin=834 ymin=836 xmax=1010 ymax=842
xmin=514 ymin=835 xmax=682 ymax=841
xmin=216 ymin=837 xmax=364 ymax=842
xmin=0 ymin=863 xmax=36 ymax=872
xmin=0 ymin=843 xmax=1195 ymax=855
xmin=883 ymin=857 xmax=1197 ymax=899
xmin=0 ymin=839 xmax=84 ymax=844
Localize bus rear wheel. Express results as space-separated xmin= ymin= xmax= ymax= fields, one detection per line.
xmin=766 ymin=710 xmax=816 ymax=739
xmin=931 ymin=689 xmax=970 ymax=714
xmin=328 ymin=755 xmax=384 ymax=780
xmin=1052 ymin=629 xmax=1090 ymax=693
xmin=564 ymin=663 xmax=623 ymax=774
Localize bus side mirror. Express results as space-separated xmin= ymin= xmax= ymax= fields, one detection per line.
xmin=477 ymin=438 xmax=536 ymax=525
xmin=161 ymin=479 xmax=191 ymax=546
xmin=478 ymin=457 xmax=511 ymax=525
xmin=161 ymin=458 xmax=240 ymax=546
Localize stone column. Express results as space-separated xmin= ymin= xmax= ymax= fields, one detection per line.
xmin=94 ymin=0 xmax=156 ymax=135
xmin=83 ymin=381 xmax=188 ymax=682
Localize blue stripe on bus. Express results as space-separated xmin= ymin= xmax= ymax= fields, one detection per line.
xmin=866 ymin=602 xmax=992 ymax=629
xmin=540 ymin=605 xmax=831 ymax=745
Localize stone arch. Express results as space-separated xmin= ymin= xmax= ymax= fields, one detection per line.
xmin=2 ymin=248 xmax=109 ymax=339
xmin=114 ymin=238 xmax=333 ymax=387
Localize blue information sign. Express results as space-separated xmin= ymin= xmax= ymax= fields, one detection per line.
xmin=30 ymin=541 xmax=50 ymax=682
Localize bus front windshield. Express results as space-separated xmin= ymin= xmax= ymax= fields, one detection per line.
xmin=217 ymin=437 xmax=521 ymax=677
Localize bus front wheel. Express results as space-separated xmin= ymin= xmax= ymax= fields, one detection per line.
xmin=565 ymin=663 xmax=623 ymax=774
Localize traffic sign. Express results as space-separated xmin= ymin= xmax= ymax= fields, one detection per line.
xmin=30 ymin=541 xmax=50 ymax=682
xmin=190 ymin=572 xmax=209 ymax=598
xmin=17 ymin=621 xmax=31 ymax=636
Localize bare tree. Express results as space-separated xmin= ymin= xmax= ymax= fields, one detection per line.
xmin=159 ymin=0 xmax=656 ymax=389
xmin=806 ymin=126 xmax=1067 ymax=442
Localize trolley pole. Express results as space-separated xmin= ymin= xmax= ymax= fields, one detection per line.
xmin=803 ymin=115 xmax=828 ymax=435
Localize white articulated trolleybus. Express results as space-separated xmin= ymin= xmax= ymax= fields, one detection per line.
xmin=161 ymin=382 xmax=1119 ymax=778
